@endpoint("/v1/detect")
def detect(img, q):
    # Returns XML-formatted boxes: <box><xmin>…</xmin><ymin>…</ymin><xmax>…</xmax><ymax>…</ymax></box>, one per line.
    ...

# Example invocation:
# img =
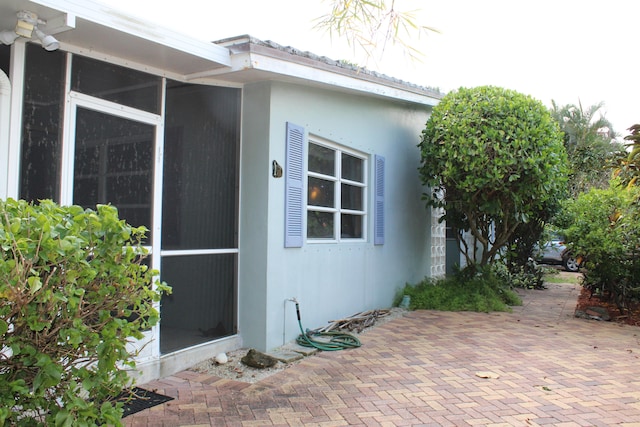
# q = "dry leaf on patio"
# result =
<box><xmin>475</xmin><ymin>371</ymin><xmax>500</xmax><ymax>379</ymax></box>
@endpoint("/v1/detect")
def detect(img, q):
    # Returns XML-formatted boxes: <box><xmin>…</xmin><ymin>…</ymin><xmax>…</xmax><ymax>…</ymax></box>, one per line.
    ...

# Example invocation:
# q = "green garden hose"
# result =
<box><xmin>293</xmin><ymin>301</ymin><xmax>361</xmax><ymax>351</ymax></box>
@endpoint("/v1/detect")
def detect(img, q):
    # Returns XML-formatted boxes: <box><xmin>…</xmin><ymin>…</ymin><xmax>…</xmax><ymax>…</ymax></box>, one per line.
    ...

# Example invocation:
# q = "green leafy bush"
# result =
<box><xmin>493</xmin><ymin>260</ymin><xmax>548</xmax><ymax>290</ymax></box>
<box><xmin>0</xmin><ymin>199</ymin><xmax>170</xmax><ymax>426</ymax></box>
<box><xmin>559</xmin><ymin>185</ymin><xmax>640</xmax><ymax>313</ymax></box>
<box><xmin>397</xmin><ymin>266</ymin><xmax>522</xmax><ymax>312</ymax></box>
<box><xmin>418</xmin><ymin>85</ymin><xmax>567</xmax><ymax>267</ymax></box>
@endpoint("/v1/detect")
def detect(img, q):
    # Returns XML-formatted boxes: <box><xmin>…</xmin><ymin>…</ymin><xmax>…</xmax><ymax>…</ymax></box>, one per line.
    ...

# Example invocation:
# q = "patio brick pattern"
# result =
<box><xmin>125</xmin><ymin>277</ymin><xmax>640</xmax><ymax>426</ymax></box>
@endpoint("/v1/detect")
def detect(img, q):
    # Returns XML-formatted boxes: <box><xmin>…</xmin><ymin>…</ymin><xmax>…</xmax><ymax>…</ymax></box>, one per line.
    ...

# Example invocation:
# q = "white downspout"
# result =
<box><xmin>0</xmin><ymin>69</ymin><xmax>10</xmax><ymax>200</ymax></box>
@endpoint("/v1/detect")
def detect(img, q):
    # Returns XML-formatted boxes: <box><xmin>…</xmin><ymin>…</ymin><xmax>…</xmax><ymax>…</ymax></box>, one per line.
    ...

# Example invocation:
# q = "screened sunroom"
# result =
<box><xmin>1</xmin><ymin>40</ymin><xmax>242</xmax><ymax>365</ymax></box>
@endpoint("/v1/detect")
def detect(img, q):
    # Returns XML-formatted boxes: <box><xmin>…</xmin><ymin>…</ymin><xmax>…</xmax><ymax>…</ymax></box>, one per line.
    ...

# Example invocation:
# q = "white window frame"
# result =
<box><xmin>306</xmin><ymin>136</ymin><xmax>368</xmax><ymax>243</ymax></box>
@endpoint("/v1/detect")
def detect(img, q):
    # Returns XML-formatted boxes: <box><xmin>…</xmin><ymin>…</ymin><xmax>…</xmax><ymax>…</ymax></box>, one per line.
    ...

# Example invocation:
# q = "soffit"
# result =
<box><xmin>0</xmin><ymin>0</ymin><xmax>230</xmax><ymax>76</ymax></box>
<box><xmin>199</xmin><ymin>36</ymin><xmax>442</xmax><ymax>107</ymax></box>
<box><xmin>0</xmin><ymin>1</ymin><xmax>441</xmax><ymax>105</ymax></box>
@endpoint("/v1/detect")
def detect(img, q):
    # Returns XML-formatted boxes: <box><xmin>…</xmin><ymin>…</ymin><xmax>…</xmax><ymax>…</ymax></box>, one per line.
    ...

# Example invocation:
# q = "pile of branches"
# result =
<box><xmin>314</xmin><ymin>309</ymin><xmax>390</xmax><ymax>334</ymax></box>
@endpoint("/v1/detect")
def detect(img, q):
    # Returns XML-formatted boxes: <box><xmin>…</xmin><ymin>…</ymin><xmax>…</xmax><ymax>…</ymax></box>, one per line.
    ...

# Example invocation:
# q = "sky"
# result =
<box><xmin>103</xmin><ymin>0</ymin><xmax>638</xmax><ymax>138</ymax></box>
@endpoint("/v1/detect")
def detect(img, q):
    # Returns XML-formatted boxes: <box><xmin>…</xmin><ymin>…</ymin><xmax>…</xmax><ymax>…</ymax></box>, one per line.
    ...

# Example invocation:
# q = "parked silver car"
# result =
<box><xmin>537</xmin><ymin>235</ymin><xmax>581</xmax><ymax>272</ymax></box>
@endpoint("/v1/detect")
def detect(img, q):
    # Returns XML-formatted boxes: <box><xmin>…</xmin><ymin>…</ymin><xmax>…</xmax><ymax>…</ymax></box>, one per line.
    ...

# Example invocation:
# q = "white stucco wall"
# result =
<box><xmin>239</xmin><ymin>81</ymin><xmax>439</xmax><ymax>351</ymax></box>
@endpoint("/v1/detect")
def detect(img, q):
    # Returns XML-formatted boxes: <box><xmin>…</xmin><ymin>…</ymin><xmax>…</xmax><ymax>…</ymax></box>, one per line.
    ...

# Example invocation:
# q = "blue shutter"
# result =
<box><xmin>285</xmin><ymin>122</ymin><xmax>305</xmax><ymax>248</ymax></box>
<box><xmin>374</xmin><ymin>154</ymin><xmax>385</xmax><ymax>245</ymax></box>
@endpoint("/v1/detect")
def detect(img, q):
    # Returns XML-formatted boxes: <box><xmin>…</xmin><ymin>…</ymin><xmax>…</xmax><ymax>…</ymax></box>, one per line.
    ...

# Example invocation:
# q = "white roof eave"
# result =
<box><xmin>191</xmin><ymin>36</ymin><xmax>442</xmax><ymax>107</ymax></box>
<box><xmin>198</xmin><ymin>50</ymin><xmax>440</xmax><ymax>107</ymax></box>
<box><xmin>27</xmin><ymin>0</ymin><xmax>231</xmax><ymax>75</ymax></box>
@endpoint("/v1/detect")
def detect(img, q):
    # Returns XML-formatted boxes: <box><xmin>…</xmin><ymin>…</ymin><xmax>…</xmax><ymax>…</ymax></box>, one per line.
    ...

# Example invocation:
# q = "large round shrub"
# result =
<box><xmin>419</xmin><ymin>85</ymin><xmax>567</xmax><ymax>266</ymax></box>
<box><xmin>0</xmin><ymin>199</ymin><xmax>169</xmax><ymax>426</ymax></box>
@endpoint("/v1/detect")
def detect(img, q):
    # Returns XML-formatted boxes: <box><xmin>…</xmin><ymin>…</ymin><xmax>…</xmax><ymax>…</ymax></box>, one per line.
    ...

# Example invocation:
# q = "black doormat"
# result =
<box><xmin>117</xmin><ymin>387</ymin><xmax>174</xmax><ymax>417</ymax></box>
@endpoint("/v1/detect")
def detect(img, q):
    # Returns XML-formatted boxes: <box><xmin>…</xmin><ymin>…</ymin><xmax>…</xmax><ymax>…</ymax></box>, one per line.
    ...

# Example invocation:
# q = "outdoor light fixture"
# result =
<box><xmin>15</xmin><ymin>11</ymin><xmax>36</xmax><ymax>38</ymax></box>
<box><xmin>0</xmin><ymin>10</ymin><xmax>60</xmax><ymax>51</ymax></box>
<box><xmin>34</xmin><ymin>28</ymin><xmax>59</xmax><ymax>51</ymax></box>
<box><xmin>0</xmin><ymin>30</ymin><xmax>19</xmax><ymax>45</ymax></box>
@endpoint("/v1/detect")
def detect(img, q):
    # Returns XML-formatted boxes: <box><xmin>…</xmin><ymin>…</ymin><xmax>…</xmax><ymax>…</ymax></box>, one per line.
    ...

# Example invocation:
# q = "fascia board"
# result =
<box><xmin>30</xmin><ymin>0</ymin><xmax>231</xmax><ymax>67</ymax></box>
<box><xmin>213</xmin><ymin>51</ymin><xmax>440</xmax><ymax>107</ymax></box>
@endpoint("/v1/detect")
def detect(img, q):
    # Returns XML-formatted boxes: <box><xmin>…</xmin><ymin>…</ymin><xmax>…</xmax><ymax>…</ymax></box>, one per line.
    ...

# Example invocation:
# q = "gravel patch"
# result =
<box><xmin>191</xmin><ymin>307</ymin><xmax>408</xmax><ymax>383</ymax></box>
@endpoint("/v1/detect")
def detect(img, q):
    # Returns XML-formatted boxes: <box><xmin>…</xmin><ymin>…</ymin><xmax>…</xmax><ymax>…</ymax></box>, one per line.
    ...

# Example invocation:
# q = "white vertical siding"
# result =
<box><xmin>0</xmin><ymin>70</ymin><xmax>10</xmax><ymax>199</ymax></box>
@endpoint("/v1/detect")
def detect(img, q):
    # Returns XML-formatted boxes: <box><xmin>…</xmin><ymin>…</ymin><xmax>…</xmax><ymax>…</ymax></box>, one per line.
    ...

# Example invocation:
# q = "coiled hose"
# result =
<box><xmin>293</xmin><ymin>301</ymin><xmax>361</xmax><ymax>351</ymax></box>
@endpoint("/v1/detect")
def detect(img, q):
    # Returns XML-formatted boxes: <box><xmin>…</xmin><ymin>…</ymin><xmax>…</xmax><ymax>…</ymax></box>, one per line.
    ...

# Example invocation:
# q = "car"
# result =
<box><xmin>537</xmin><ymin>235</ymin><xmax>581</xmax><ymax>272</ymax></box>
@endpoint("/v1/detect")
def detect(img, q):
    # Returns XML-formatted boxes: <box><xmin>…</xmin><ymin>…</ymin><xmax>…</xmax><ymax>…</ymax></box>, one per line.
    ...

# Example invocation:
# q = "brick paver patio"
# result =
<box><xmin>125</xmin><ymin>275</ymin><xmax>640</xmax><ymax>426</ymax></box>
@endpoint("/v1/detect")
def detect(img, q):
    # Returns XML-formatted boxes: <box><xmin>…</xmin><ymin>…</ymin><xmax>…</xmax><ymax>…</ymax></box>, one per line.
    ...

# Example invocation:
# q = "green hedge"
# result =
<box><xmin>560</xmin><ymin>184</ymin><xmax>640</xmax><ymax>313</ymax></box>
<box><xmin>0</xmin><ymin>199</ymin><xmax>170</xmax><ymax>426</ymax></box>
